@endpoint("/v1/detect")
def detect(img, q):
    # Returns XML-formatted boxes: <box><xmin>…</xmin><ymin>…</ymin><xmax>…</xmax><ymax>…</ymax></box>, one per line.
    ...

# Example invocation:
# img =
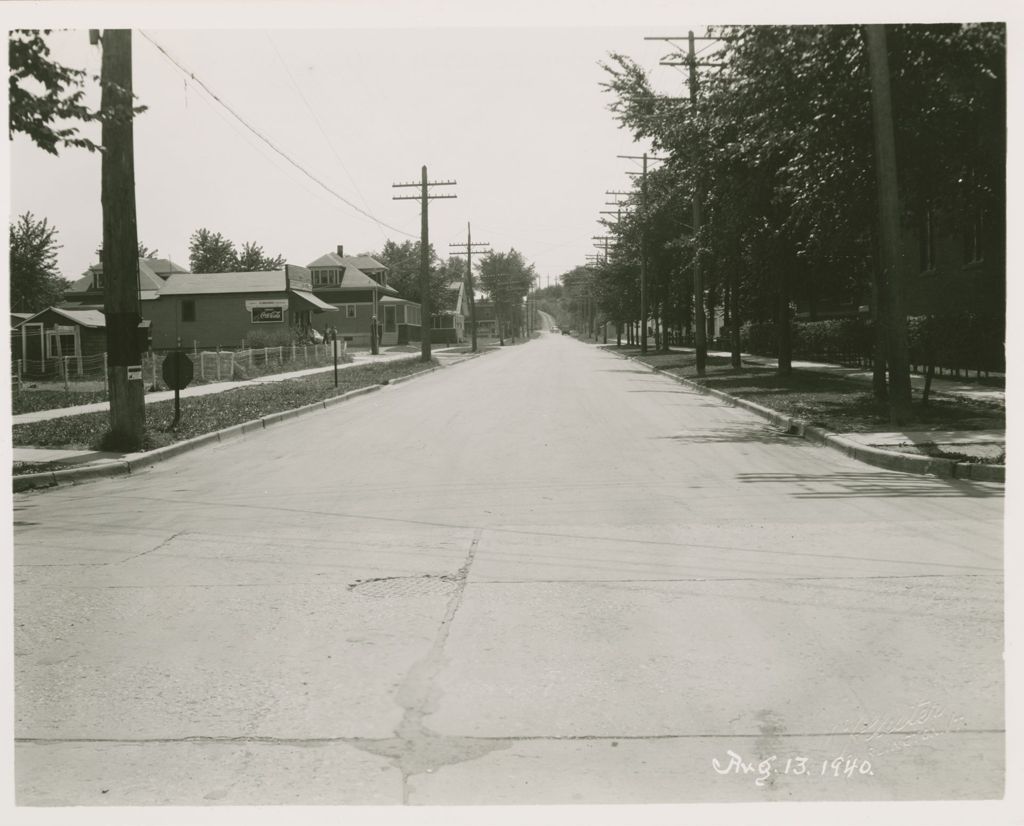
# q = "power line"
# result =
<box><xmin>138</xmin><ymin>31</ymin><xmax>415</xmax><ymax>239</ymax></box>
<box><xmin>264</xmin><ymin>33</ymin><xmax>386</xmax><ymax>243</ymax></box>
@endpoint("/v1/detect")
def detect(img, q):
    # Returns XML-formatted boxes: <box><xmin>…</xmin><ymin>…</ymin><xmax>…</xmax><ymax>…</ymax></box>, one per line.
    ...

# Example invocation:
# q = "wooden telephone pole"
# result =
<box><xmin>618</xmin><ymin>153</ymin><xmax>667</xmax><ymax>355</ymax></box>
<box><xmin>98</xmin><ymin>29</ymin><xmax>145</xmax><ymax>449</ymax></box>
<box><xmin>686</xmin><ymin>31</ymin><xmax>708</xmax><ymax>375</ymax></box>
<box><xmin>393</xmin><ymin>167</ymin><xmax>456</xmax><ymax>362</ymax></box>
<box><xmin>648</xmin><ymin>32</ymin><xmax>726</xmax><ymax>373</ymax></box>
<box><xmin>449</xmin><ymin>224</ymin><xmax>490</xmax><ymax>353</ymax></box>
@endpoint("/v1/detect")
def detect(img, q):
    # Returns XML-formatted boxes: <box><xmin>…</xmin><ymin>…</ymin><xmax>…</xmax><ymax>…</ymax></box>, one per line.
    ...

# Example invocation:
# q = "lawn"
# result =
<box><xmin>11</xmin><ymin>350</ymin><xmax>355</xmax><ymax>414</ymax></box>
<box><xmin>608</xmin><ymin>346</ymin><xmax>1005</xmax><ymax>435</ymax></box>
<box><xmin>12</xmin><ymin>357</ymin><xmax>437</xmax><ymax>454</ymax></box>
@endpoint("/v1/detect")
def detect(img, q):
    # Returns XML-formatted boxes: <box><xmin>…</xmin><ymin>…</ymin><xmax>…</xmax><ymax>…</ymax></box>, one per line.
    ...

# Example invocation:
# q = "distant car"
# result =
<box><xmin>562</xmin><ymin>329</ymin><xmax>570</xmax><ymax>335</ymax></box>
<box><xmin>551</xmin><ymin>327</ymin><xmax>559</xmax><ymax>333</ymax></box>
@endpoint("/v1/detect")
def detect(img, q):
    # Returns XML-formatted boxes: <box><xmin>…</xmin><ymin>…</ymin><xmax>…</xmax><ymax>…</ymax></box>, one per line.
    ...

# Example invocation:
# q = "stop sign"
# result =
<box><xmin>162</xmin><ymin>351</ymin><xmax>194</xmax><ymax>390</ymax></box>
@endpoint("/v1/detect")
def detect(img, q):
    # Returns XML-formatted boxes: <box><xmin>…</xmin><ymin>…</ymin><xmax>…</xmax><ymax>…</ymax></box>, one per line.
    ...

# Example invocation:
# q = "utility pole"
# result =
<box><xmin>687</xmin><ymin>31</ymin><xmax>708</xmax><ymax>375</ymax></box>
<box><xmin>592</xmin><ymin>235</ymin><xmax>614</xmax><ymax>264</ymax></box>
<box><xmin>647</xmin><ymin>33</ymin><xmax>723</xmax><ymax>371</ymax></box>
<box><xmin>393</xmin><ymin>167</ymin><xmax>456</xmax><ymax>362</ymax></box>
<box><xmin>618</xmin><ymin>153</ymin><xmax>666</xmax><ymax>355</ymax></box>
<box><xmin>449</xmin><ymin>224</ymin><xmax>489</xmax><ymax>353</ymax></box>
<box><xmin>98</xmin><ymin>29</ymin><xmax>145</xmax><ymax>449</ymax></box>
<box><xmin>865</xmin><ymin>24</ymin><xmax>912</xmax><ymax>424</ymax></box>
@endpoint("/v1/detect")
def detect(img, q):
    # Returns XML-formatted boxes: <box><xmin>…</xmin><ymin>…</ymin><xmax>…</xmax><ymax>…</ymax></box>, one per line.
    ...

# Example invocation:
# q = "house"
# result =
<box><xmin>471</xmin><ymin>299</ymin><xmax>499</xmax><ymax>339</ymax></box>
<box><xmin>63</xmin><ymin>256</ymin><xmax>190</xmax><ymax>310</ymax></box>
<box><xmin>429</xmin><ymin>279</ymin><xmax>469</xmax><ymax>344</ymax></box>
<box><xmin>143</xmin><ymin>264</ymin><xmax>337</xmax><ymax>350</ymax></box>
<box><xmin>13</xmin><ymin>306</ymin><xmax>150</xmax><ymax>376</ymax></box>
<box><xmin>307</xmin><ymin>246</ymin><xmax>422</xmax><ymax>347</ymax></box>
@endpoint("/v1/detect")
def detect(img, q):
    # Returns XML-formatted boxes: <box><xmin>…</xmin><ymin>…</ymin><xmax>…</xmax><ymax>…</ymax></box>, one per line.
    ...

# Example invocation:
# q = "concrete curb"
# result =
<box><xmin>12</xmin><ymin>356</ymin><xmax>467</xmax><ymax>493</ymax></box>
<box><xmin>12</xmin><ymin>384</ymin><xmax>393</xmax><ymax>493</ymax></box>
<box><xmin>612</xmin><ymin>350</ymin><xmax>1005</xmax><ymax>483</ymax></box>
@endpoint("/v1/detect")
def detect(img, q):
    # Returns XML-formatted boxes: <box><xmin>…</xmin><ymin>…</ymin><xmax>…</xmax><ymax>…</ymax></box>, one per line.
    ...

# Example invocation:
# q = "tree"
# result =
<box><xmin>478</xmin><ymin>248</ymin><xmax>536</xmax><ymax>341</ymax></box>
<box><xmin>9</xmin><ymin>29</ymin><xmax>144</xmax><ymax>155</ymax></box>
<box><xmin>188</xmin><ymin>228</ymin><xmax>238</xmax><ymax>273</ymax></box>
<box><xmin>373</xmin><ymin>239</ymin><xmax>448</xmax><ymax>309</ymax></box>
<box><xmin>9</xmin><ymin>212</ymin><xmax>69</xmax><ymax>311</ymax></box>
<box><xmin>601</xmin><ymin>24</ymin><xmax>1005</xmax><ymax>421</ymax></box>
<box><xmin>236</xmin><ymin>241</ymin><xmax>285</xmax><ymax>271</ymax></box>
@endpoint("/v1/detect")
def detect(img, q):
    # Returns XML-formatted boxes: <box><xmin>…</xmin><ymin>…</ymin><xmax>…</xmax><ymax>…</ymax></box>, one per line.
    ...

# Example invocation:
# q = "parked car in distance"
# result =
<box><xmin>562</xmin><ymin>329</ymin><xmax>571</xmax><ymax>335</ymax></box>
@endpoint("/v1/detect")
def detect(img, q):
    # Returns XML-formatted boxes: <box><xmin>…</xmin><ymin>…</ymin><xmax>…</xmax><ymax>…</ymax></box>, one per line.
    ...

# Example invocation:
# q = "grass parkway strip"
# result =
<box><xmin>12</xmin><ymin>357</ymin><xmax>437</xmax><ymax>461</ymax></box>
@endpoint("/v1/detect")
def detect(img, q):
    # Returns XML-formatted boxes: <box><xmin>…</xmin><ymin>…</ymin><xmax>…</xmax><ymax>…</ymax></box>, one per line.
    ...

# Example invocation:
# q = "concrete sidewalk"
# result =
<box><xmin>11</xmin><ymin>347</ymin><xmax>476</xmax><ymax>481</ymax></box>
<box><xmin>607</xmin><ymin>345</ymin><xmax>1005</xmax><ymax>481</ymax></box>
<box><xmin>11</xmin><ymin>348</ymin><xmax>435</xmax><ymax>426</ymax></box>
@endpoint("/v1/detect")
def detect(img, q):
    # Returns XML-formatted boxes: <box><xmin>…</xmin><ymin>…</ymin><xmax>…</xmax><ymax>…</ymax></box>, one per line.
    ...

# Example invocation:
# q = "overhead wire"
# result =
<box><xmin>138</xmin><ymin>30</ymin><xmax>415</xmax><ymax>239</ymax></box>
<box><xmin>263</xmin><ymin>32</ymin><xmax>387</xmax><ymax>245</ymax></box>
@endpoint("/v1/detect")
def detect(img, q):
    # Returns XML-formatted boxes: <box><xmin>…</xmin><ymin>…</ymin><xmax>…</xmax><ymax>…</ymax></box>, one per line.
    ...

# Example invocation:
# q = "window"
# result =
<box><xmin>345</xmin><ymin>305</ymin><xmax>356</xmax><ymax>318</ymax></box>
<box><xmin>181</xmin><ymin>300</ymin><xmax>196</xmax><ymax>322</ymax></box>
<box><xmin>313</xmin><ymin>269</ymin><xmax>342</xmax><ymax>286</ymax></box>
<box><xmin>46</xmin><ymin>330</ymin><xmax>77</xmax><ymax>358</ymax></box>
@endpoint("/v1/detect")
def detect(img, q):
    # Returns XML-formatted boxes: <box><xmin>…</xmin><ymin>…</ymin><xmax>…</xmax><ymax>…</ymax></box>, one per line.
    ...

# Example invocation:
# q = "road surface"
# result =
<box><xmin>13</xmin><ymin>333</ymin><xmax>1004</xmax><ymax>807</ymax></box>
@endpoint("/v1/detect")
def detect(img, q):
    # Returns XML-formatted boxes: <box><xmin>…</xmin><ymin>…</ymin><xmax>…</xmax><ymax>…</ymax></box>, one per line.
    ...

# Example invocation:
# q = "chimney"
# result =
<box><xmin>336</xmin><ymin>245</ymin><xmax>344</xmax><ymax>257</ymax></box>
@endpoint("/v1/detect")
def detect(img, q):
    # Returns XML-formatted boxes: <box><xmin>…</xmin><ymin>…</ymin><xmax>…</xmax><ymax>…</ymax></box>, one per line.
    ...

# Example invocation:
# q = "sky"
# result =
<box><xmin>8</xmin><ymin>0</ymin><xmax>1016</xmax><ymax>293</ymax></box>
<box><xmin>6</xmin><ymin>10</ymin><xmax>705</xmax><ymax>287</ymax></box>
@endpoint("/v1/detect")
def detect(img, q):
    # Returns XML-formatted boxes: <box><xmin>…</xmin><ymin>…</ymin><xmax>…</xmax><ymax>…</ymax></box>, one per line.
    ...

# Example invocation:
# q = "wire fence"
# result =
<box><xmin>11</xmin><ymin>341</ymin><xmax>347</xmax><ymax>394</ymax></box>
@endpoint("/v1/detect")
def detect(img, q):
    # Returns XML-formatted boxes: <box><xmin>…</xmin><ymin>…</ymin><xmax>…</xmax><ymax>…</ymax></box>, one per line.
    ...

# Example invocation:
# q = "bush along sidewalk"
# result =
<box><xmin>13</xmin><ymin>357</ymin><xmax>436</xmax><ymax>459</ymax></box>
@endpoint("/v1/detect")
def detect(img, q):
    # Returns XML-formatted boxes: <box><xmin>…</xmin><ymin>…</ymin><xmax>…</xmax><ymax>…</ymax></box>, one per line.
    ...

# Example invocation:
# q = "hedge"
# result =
<box><xmin>740</xmin><ymin>314</ymin><xmax>1004</xmax><ymax>374</ymax></box>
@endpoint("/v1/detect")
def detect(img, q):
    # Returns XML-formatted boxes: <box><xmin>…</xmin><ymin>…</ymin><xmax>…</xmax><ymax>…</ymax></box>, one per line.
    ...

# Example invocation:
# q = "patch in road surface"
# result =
<box><xmin>348</xmin><ymin>575</ymin><xmax>459</xmax><ymax>599</ymax></box>
<box><xmin>349</xmin><ymin>530</ymin><xmax>512</xmax><ymax>801</ymax></box>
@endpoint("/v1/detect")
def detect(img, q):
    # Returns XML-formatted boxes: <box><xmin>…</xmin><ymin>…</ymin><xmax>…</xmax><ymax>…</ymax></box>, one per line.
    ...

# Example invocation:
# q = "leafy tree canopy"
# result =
<box><xmin>9</xmin><ymin>29</ymin><xmax>145</xmax><ymax>155</ymax></box>
<box><xmin>478</xmin><ymin>248</ymin><xmax>536</xmax><ymax>311</ymax></box>
<box><xmin>187</xmin><ymin>229</ymin><xmax>285</xmax><ymax>273</ymax></box>
<box><xmin>372</xmin><ymin>239</ymin><xmax>450</xmax><ymax>309</ymax></box>
<box><xmin>10</xmin><ymin>211</ymin><xmax>70</xmax><ymax>312</ymax></box>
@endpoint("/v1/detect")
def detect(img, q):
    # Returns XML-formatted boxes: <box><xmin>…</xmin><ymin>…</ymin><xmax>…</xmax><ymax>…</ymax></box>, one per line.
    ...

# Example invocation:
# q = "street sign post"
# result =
<box><xmin>161</xmin><ymin>350</ymin><xmax>194</xmax><ymax>429</ymax></box>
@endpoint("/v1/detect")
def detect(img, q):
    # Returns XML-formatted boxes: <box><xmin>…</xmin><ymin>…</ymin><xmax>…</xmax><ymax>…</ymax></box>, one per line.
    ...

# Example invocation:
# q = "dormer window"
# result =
<box><xmin>92</xmin><ymin>271</ymin><xmax>104</xmax><ymax>290</ymax></box>
<box><xmin>312</xmin><ymin>268</ymin><xmax>342</xmax><ymax>287</ymax></box>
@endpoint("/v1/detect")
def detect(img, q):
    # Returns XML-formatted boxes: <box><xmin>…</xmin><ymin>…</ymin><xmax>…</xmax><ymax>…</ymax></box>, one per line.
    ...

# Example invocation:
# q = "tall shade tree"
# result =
<box><xmin>236</xmin><ymin>241</ymin><xmax>285</xmax><ymax>271</ymax></box>
<box><xmin>188</xmin><ymin>228</ymin><xmax>238</xmax><ymax>273</ymax></box>
<box><xmin>9</xmin><ymin>212</ymin><xmax>69</xmax><ymax>311</ymax></box>
<box><xmin>478</xmin><ymin>248</ymin><xmax>536</xmax><ymax>340</ymax></box>
<box><xmin>601</xmin><ymin>23</ymin><xmax>1005</xmax><ymax>418</ymax></box>
<box><xmin>9</xmin><ymin>29</ymin><xmax>144</xmax><ymax>155</ymax></box>
<box><xmin>373</xmin><ymin>239</ymin><xmax>448</xmax><ymax>309</ymax></box>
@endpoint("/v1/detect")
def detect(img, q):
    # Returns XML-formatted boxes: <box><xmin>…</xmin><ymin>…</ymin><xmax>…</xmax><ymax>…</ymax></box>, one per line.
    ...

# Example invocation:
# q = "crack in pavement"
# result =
<box><xmin>348</xmin><ymin>528</ymin><xmax>511</xmax><ymax>801</ymax></box>
<box><xmin>16</xmin><ymin>728</ymin><xmax>1004</xmax><ymax>746</ymax></box>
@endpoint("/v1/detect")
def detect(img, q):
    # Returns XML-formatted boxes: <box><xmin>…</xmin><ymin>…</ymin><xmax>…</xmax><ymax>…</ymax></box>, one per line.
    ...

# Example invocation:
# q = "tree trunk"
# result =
<box><xmin>776</xmin><ymin>267</ymin><xmax>792</xmax><ymax>376</ymax></box>
<box><xmin>729</xmin><ymin>266</ymin><xmax>742</xmax><ymax>369</ymax></box>
<box><xmin>866</xmin><ymin>24</ymin><xmax>912</xmax><ymax>424</ymax></box>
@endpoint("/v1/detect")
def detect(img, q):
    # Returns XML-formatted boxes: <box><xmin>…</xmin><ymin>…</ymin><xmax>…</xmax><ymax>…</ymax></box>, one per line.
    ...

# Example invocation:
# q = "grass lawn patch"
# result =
<box><xmin>13</xmin><ymin>357</ymin><xmax>436</xmax><ymax>455</ymax></box>
<box><xmin>606</xmin><ymin>345</ymin><xmax>1004</xmax><ymax>436</ymax></box>
<box><xmin>11</xmin><ymin>389</ymin><xmax>109</xmax><ymax>415</ymax></box>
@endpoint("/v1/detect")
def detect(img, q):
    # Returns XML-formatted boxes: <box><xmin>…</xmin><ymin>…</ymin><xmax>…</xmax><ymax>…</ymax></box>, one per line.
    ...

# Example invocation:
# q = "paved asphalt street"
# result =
<box><xmin>12</xmin><ymin>332</ymin><xmax>1005</xmax><ymax>808</ymax></box>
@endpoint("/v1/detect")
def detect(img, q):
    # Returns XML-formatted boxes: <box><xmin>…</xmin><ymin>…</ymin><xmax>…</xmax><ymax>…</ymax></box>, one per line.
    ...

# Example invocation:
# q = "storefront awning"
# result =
<box><xmin>289</xmin><ymin>289</ymin><xmax>339</xmax><ymax>312</ymax></box>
